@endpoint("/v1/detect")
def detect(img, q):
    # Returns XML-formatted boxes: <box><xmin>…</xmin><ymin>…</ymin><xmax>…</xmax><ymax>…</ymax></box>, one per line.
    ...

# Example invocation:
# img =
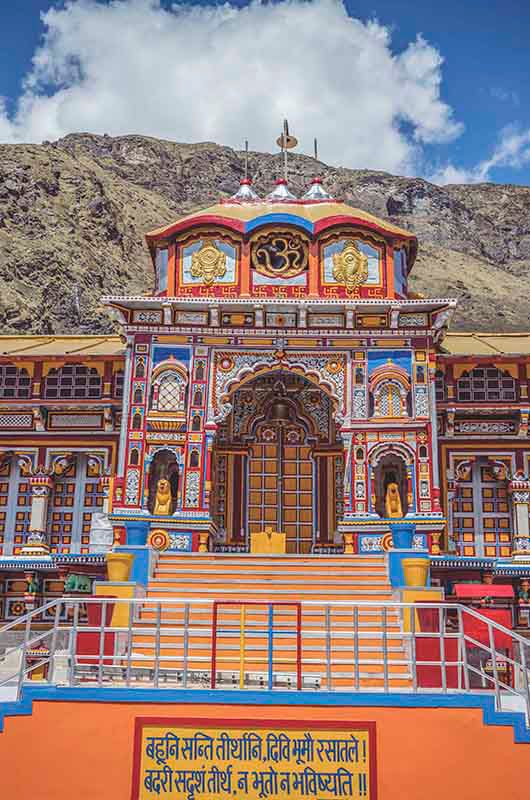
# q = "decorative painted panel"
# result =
<box><xmin>180</xmin><ymin>239</ymin><xmax>237</xmax><ymax>286</ymax></box>
<box><xmin>322</xmin><ymin>239</ymin><xmax>382</xmax><ymax>288</ymax></box>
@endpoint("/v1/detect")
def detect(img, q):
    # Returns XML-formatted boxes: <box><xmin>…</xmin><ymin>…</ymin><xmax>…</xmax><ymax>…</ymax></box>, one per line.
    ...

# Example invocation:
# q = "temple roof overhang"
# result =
<box><xmin>439</xmin><ymin>332</ymin><xmax>530</xmax><ymax>357</ymax></box>
<box><xmin>145</xmin><ymin>201</ymin><xmax>418</xmax><ymax>268</ymax></box>
<box><xmin>0</xmin><ymin>335</ymin><xmax>124</xmax><ymax>358</ymax></box>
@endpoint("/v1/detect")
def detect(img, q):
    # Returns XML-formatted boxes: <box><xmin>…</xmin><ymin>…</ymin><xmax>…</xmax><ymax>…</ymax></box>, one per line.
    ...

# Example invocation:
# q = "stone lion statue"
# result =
<box><xmin>153</xmin><ymin>478</ymin><xmax>172</xmax><ymax>516</ymax></box>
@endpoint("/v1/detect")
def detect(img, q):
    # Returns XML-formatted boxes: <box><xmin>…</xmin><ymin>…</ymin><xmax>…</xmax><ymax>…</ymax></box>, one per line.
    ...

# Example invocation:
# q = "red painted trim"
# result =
<box><xmin>131</xmin><ymin>715</ymin><xmax>377</xmax><ymax>800</ymax></box>
<box><xmin>146</xmin><ymin>215</ymin><xmax>246</xmax><ymax>241</ymax></box>
<box><xmin>146</xmin><ymin>211</ymin><xmax>416</xmax><ymax>251</ymax></box>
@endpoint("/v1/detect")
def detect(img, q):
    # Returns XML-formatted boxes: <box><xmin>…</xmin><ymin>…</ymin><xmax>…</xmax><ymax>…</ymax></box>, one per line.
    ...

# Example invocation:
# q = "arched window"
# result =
<box><xmin>189</xmin><ymin>449</ymin><xmax>200</xmax><ymax>468</ymax></box>
<box><xmin>130</xmin><ymin>448</ymin><xmax>140</xmax><ymax>466</ymax></box>
<box><xmin>132</xmin><ymin>412</ymin><xmax>142</xmax><ymax>430</ymax></box>
<box><xmin>0</xmin><ymin>364</ymin><xmax>31</xmax><ymax>399</ymax></box>
<box><xmin>435</xmin><ymin>370</ymin><xmax>446</xmax><ymax>402</ymax></box>
<box><xmin>133</xmin><ymin>387</ymin><xmax>143</xmax><ymax>404</ymax></box>
<box><xmin>373</xmin><ymin>381</ymin><xmax>407</xmax><ymax>418</ymax></box>
<box><xmin>44</xmin><ymin>364</ymin><xmax>102</xmax><ymax>399</ymax></box>
<box><xmin>193</xmin><ymin>387</ymin><xmax>203</xmax><ymax>406</ymax></box>
<box><xmin>192</xmin><ymin>414</ymin><xmax>201</xmax><ymax>432</ymax></box>
<box><xmin>152</xmin><ymin>372</ymin><xmax>186</xmax><ymax>412</ymax></box>
<box><xmin>457</xmin><ymin>367</ymin><xmax>517</xmax><ymax>403</ymax></box>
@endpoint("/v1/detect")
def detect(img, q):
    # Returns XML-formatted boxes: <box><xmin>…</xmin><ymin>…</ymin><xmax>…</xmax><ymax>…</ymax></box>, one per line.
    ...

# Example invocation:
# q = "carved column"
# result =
<box><xmin>508</xmin><ymin>477</ymin><xmax>530</xmax><ymax>559</ymax></box>
<box><xmin>20</xmin><ymin>468</ymin><xmax>54</xmax><ymax>556</ymax></box>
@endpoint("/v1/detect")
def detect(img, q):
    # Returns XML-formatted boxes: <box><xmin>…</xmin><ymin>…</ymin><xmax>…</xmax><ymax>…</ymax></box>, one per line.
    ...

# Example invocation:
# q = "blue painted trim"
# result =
<box><xmin>1</xmin><ymin>685</ymin><xmax>529</xmax><ymax>743</ymax></box>
<box><xmin>244</xmin><ymin>214</ymin><xmax>314</xmax><ymax>233</ymax></box>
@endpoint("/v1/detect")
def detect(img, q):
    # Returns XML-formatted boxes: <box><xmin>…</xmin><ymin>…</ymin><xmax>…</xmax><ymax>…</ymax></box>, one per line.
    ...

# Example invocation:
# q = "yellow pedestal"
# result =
<box><xmin>400</xmin><ymin>587</ymin><xmax>444</xmax><ymax>632</ymax></box>
<box><xmin>105</xmin><ymin>552</ymin><xmax>134</xmax><ymax>582</ymax></box>
<box><xmin>402</xmin><ymin>557</ymin><xmax>430</xmax><ymax>588</ymax></box>
<box><xmin>95</xmin><ymin>582</ymin><xmax>136</xmax><ymax>628</ymax></box>
<box><xmin>250</xmin><ymin>529</ymin><xmax>287</xmax><ymax>554</ymax></box>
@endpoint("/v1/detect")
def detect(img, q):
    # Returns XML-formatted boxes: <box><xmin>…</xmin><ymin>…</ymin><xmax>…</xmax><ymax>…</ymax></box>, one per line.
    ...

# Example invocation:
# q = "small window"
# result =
<box><xmin>44</xmin><ymin>365</ymin><xmax>102</xmax><ymax>400</ymax></box>
<box><xmin>456</xmin><ymin>367</ymin><xmax>517</xmax><ymax>403</ymax></box>
<box><xmin>0</xmin><ymin>364</ymin><xmax>31</xmax><ymax>399</ymax></box>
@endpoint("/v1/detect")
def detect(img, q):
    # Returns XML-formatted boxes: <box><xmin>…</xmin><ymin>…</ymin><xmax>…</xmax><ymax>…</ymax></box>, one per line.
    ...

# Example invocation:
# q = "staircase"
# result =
<box><xmin>129</xmin><ymin>553</ymin><xmax>412</xmax><ymax>690</ymax></box>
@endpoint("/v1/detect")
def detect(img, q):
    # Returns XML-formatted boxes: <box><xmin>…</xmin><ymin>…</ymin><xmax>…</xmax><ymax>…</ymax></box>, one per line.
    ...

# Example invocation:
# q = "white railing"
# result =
<box><xmin>0</xmin><ymin>597</ymin><xmax>528</xmax><ymax>723</ymax></box>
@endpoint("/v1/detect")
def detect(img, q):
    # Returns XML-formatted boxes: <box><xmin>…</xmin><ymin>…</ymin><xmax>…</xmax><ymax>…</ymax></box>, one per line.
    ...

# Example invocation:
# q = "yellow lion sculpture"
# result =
<box><xmin>153</xmin><ymin>478</ymin><xmax>172</xmax><ymax>516</ymax></box>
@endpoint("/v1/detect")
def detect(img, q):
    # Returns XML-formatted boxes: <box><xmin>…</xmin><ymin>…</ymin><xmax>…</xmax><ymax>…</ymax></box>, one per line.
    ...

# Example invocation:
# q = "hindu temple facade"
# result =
<box><xmin>1</xmin><ymin>177</ymin><xmax>530</xmax><ymax>614</ymax></box>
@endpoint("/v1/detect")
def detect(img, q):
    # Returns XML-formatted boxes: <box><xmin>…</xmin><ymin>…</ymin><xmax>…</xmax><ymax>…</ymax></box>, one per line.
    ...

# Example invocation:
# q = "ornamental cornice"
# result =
<box><xmin>103</xmin><ymin>294</ymin><xmax>457</xmax><ymax>309</ymax></box>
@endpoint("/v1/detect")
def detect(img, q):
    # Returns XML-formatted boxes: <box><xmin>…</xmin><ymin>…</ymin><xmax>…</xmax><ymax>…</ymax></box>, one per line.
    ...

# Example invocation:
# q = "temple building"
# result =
<box><xmin>0</xmin><ymin>174</ymin><xmax>530</xmax><ymax>616</ymax></box>
<box><xmin>3</xmin><ymin>164</ymin><xmax>530</xmax><ymax>800</ymax></box>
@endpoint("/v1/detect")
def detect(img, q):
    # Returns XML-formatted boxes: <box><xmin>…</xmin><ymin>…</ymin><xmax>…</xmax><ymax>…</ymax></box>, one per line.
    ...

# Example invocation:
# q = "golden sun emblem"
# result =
<box><xmin>332</xmin><ymin>240</ymin><xmax>368</xmax><ymax>293</ymax></box>
<box><xmin>190</xmin><ymin>239</ymin><xmax>227</xmax><ymax>286</ymax></box>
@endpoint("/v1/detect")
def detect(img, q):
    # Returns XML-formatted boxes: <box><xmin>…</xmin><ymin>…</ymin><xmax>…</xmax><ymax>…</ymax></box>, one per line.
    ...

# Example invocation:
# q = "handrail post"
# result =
<box><xmin>97</xmin><ymin>599</ymin><xmax>107</xmax><ymax>687</ymax></box>
<box><xmin>46</xmin><ymin>600</ymin><xmax>62</xmax><ymax>685</ymax></box>
<box><xmin>458</xmin><ymin>606</ymin><xmax>470</xmax><ymax>691</ymax></box>
<box><xmin>125</xmin><ymin>599</ymin><xmax>134</xmax><ymax>688</ymax></box>
<box><xmin>519</xmin><ymin>639</ymin><xmax>530</xmax><ymax>723</ymax></box>
<box><xmin>68</xmin><ymin>602</ymin><xmax>80</xmax><ymax>688</ymax></box>
<box><xmin>211</xmin><ymin>602</ymin><xmax>218</xmax><ymax>690</ymax></box>
<box><xmin>325</xmin><ymin>605</ymin><xmax>332</xmax><ymax>691</ymax></box>
<box><xmin>439</xmin><ymin>606</ymin><xmax>447</xmax><ymax>693</ymax></box>
<box><xmin>182</xmin><ymin>603</ymin><xmax>190</xmax><ymax>689</ymax></box>
<box><xmin>410</xmin><ymin>602</ymin><xmax>417</xmax><ymax>693</ymax></box>
<box><xmin>267</xmin><ymin>604</ymin><xmax>274</xmax><ymax>691</ymax></box>
<box><xmin>382</xmin><ymin>606</ymin><xmax>389</xmax><ymax>692</ymax></box>
<box><xmin>153</xmin><ymin>602</ymin><xmax>162</xmax><ymax>689</ymax></box>
<box><xmin>16</xmin><ymin>611</ymin><xmax>33</xmax><ymax>699</ymax></box>
<box><xmin>353</xmin><ymin>606</ymin><xmax>360</xmax><ymax>691</ymax></box>
<box><xmin>239</xmin><ymin>604</ymin><xmax>246</xmax><ymax>690</ymax></box>
<box><xmin>488</xmin><ymin>620</ymin><xmax>501</xmax><ymax>710</ymax></box>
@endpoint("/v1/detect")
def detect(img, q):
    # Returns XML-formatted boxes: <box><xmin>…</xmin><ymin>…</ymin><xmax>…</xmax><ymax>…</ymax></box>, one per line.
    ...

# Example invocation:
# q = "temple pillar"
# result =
<box><xmin>20</xmin><ymin>469</ymin><xmax>54</xmax><ymax>556</ymax></box>
<box><xmin>508</xmin><ymin>476</ymin><xmax>530</xmax><ymax>559</ymax></box>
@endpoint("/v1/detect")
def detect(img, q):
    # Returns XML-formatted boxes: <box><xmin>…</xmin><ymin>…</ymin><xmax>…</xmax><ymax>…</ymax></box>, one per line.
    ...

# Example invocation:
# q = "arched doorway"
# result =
<box><xmin>211</xmin><ymin>371</ymin><xmax>343</xmax><ymax>553</ymax></box>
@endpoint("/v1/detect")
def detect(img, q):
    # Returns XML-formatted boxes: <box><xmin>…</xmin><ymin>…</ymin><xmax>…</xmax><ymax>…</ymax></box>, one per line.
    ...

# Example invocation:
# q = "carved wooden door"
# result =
<box><xmin>247</xmin><ymin>422</ymin><xmax>314</xmax><ymax>553</ymax></box>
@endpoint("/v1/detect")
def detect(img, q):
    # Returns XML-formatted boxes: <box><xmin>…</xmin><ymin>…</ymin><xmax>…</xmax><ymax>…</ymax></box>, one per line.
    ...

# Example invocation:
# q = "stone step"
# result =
<box><xmin>150</xmin><ymin>577</ymin><xmax>390</xmax><ymax>587</ymax></box>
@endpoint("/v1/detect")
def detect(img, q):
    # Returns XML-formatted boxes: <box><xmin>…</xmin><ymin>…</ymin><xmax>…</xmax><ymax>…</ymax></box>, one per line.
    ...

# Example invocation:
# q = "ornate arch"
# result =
<box><xmin>368</xmin><ymin>441</ymin><xmax>415</xmax><ymax>467</ymax></box>
<box><xmin>211</xmin><ymin>351</ymin><xmax>346</xmax><ymax>423</ymax></box>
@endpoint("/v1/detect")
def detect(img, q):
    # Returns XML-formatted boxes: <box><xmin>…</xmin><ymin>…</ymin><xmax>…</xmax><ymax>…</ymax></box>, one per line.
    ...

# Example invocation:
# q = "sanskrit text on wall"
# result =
<box><xmin>131</xmin><ymin>719</ymin><xmax>376</xmax><ymax>800</ymax></box>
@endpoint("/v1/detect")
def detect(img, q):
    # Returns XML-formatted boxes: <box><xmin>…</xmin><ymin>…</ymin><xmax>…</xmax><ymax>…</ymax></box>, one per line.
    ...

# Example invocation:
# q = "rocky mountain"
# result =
<box><xmin>1</xmin><ymin>132</ymin><xmax>529</xmax><ymax>334</ymax></box>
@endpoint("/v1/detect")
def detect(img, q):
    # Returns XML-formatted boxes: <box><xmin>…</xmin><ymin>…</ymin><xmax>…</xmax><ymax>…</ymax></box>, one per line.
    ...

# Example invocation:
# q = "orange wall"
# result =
<box><xmin>0</xmin><ymin>700</ymin><xmax>528</xmax><ymax>799</ymax></box>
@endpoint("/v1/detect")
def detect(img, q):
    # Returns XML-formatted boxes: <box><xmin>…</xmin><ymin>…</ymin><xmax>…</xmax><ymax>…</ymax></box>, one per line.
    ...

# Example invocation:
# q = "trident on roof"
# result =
<box><xmin>276</xmin><ymin>119</ymin><xmax>298</xmax><ymax>182</ymax></box>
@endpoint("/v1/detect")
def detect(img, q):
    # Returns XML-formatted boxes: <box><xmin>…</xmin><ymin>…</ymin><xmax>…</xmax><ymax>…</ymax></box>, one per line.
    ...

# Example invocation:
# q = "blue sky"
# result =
<box><xmin>1</xmin><ymin>0</ymin><xmax>529</xmax><ymax>185</ymax></box>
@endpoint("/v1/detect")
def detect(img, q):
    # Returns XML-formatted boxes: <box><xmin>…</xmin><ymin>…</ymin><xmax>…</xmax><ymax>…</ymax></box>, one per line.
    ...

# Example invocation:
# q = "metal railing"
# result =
<box><xmin>0</xmin><ymin>597</ymin><xmax>529</xmax><ymax>724</ymax></box>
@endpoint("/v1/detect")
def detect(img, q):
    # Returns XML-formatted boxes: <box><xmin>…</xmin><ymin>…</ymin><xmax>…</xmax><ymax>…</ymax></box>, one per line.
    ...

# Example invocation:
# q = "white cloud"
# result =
<box><xmin>431</xmin><ymin>126</ymin><xmax>530</xmax><ymax>185</ymax></box>
<box><xmin>0</xmin><ymin>0</ymin><xmax>463</xmax><ymax>173</ymax></box>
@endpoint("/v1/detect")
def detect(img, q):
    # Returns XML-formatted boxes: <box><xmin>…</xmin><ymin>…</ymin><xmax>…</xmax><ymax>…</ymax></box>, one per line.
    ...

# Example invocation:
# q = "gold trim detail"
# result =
<box><xmin>332</xmin><ymin>240</ymin><xmax>368</xmax><ymax>293</ymax></box>
<box><xmin>190</xmin><ymin>239</ymin><xmax>227</xmax><ymax>286</ymax></box>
